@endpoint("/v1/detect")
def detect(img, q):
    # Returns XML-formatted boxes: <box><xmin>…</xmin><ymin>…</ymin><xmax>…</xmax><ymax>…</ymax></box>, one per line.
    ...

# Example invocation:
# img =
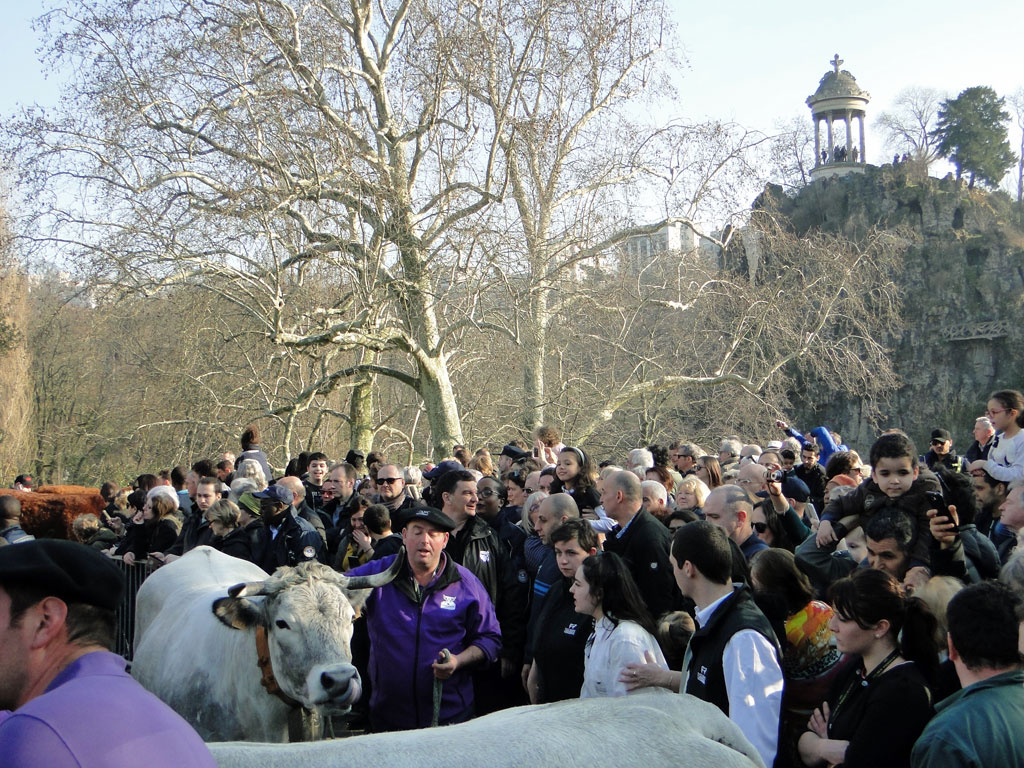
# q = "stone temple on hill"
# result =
<box><xmin>808</xmin><ymin>54</ymin><xmax>870</xmax><ymax>181</ymax></box>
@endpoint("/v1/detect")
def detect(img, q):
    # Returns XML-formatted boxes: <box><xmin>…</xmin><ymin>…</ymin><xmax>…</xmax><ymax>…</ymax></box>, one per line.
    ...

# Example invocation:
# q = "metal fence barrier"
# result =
<box><xmin>113</xmin><ymin>557</ymin><xmax>157</xmax><ymax>660</ymax></box>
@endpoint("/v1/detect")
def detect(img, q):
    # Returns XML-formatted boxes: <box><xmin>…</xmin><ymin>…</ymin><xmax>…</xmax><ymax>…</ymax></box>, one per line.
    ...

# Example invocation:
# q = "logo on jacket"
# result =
<box><xmin>302</xmin><ymin>546</ymin><xmax>316</xmax><ymax>559</ymax></box>
<box><xmin>697</xmin><ymin>665</ymin><xmax>708</xmax><ymax>684</ymax></box>
<box><xmin>564</xmin><ymin>623</ymin><xmax>577</xmax><ymax>636</ymax></box>
<box><xmin>650</xmin><ymin>562</ymin><xmax>658</xmax><ymax>569</ymax></box>
<box><xmin>479</xmin><ymin>550</ymin><xmax>491</xmax><ymax>563</ymax></box>
<box><xmin>440</xmin><ymin>595</ymin><xmax>457</xmax><ymax>610</ymax></box>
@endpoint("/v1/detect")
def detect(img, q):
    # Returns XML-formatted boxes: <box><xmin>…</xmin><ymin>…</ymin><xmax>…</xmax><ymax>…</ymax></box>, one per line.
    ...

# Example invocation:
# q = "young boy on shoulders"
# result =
<box><xmin>815</xmin><ymin>432</ymin><xmax>940</xmax><ymax>573</ymax></box>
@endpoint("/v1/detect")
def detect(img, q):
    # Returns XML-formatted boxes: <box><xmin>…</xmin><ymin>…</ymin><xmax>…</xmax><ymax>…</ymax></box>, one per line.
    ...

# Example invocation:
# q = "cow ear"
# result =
<box><xmin>344</xmin><ymin>588</ymin><xmax>371</xmax><ymax>616</ymax></box>
<box><xmin>212</xmin><ymin>596</ymin><xmax>262</xmax><ymax>630</ymax></box>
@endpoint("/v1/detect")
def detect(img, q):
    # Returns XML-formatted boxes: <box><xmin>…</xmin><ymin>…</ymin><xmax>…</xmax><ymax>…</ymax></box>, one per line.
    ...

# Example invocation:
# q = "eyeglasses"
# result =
<box><xmin>987</xmin><ymin>408</ymin><xmax>1008</xmax><ymax>417</ymax></box>
<box><xmin>377</xmin><ymin>477</ymin><xmax>401</xmax><ymax>485</ymax></box>
<box><xmin>753</xmin><ymin>522</ymin><xmax>768</xmax><ymax>533</ymax></box>
<box><xmin>736</xmin><ymin>479</ymin><xmax>756</xmax><ymax>485</ymax></box>
<box><xmin>479</xmin><ymin>489</ymin><xmax>499</xmax><ymax>498</ymax></box>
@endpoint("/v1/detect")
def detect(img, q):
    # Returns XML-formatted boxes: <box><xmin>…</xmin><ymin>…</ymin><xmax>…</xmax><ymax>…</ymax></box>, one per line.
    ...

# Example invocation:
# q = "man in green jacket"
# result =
<box><xmin>912</xmin><ymin>580</ymin><xmax>1024</xmax><ymax>768</ymax></box>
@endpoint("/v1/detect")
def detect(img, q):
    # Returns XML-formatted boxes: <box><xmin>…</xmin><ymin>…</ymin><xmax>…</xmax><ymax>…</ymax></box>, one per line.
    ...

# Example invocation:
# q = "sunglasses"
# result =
<box><xmin>930</xmin><ymin>439</ymin><xmax>947</xmax><ymax>446</ymax></box>
<box><xmin>753</xmin><ymin>521</ymin><xmax>769</xmax><ymax>534</ymax></box>
<box><xmin>377</xmin><ymin>477</ymin><xmax>401</xmax><ymax>485</ymax></box>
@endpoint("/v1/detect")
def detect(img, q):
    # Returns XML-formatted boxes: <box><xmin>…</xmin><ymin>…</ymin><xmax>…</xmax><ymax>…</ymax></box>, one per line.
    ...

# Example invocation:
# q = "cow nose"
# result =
<box><xmin>321</xmin><ymin>671</ymin><xmax>338</xmax><ymax>690</ymax></box>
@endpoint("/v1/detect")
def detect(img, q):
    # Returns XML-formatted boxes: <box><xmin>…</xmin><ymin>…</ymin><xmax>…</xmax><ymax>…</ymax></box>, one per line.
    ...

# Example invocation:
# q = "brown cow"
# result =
<box><xmin>0</xmin><ymin>486</ymin><xmax>105</xmax><ymax>539</ymax></box>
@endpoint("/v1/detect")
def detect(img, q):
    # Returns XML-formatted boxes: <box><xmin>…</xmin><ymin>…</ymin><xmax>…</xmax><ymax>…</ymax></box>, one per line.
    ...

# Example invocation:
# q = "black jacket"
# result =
<box><xmin>603</xmin><ymin>508</ymin><xmax>677</xmax><ymax>619</ymax></box>
<box><xmin>211</xmin><ymin>525</ymin><xmax>254</xmax><ymax>562</ymax></box>
<box><xmin>446</xmin><ymin>515</ymin><xmax>528</xmax><ymax>662</ymax></box>
<box><xmin>166</xmin><ymin>510</ymin><xmax>213</xmax><ymax>556</ymax></box>
<box><xmin>258</xmin><ymin>512</ymin><xmax>326</xmax><ymax>574</ymax></box>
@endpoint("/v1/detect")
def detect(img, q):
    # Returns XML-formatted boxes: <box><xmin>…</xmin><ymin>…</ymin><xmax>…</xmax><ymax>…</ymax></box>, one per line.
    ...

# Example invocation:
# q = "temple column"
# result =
<box><xmin>858</xmin><ymin>113</ymin><xmax>866</xmax><ymax>162</ymax></box>
<box><xmin>826</xmin><ymin>115</ymin><xmax>834</xmax><ymax>162</ymax></box>
<box><xmin>813</xmin><ymin>115</ymin><xmax>821</xmax><ymax>166</ymax></box>
<box><xmin>845</xmin><ymin>110</ymin><xmax>853</xmax><ymax>160</ymax></box>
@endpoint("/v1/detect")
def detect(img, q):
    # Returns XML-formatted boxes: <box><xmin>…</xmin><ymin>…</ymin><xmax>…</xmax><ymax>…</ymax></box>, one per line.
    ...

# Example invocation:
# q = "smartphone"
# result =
<box><xmin>926</xmin><ymin>490</ymin><xmax>958</xmax><ymax>532</ymax></box>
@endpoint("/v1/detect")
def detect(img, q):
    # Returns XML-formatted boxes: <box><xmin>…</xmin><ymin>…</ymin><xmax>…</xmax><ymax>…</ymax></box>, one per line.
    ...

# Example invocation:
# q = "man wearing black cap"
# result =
<box><xmin>253</xmin><ymin>484</ymin><xmax>325</xmax><ymax>572</ymax></box>
<box><xmin>0</xmin><ymin>540</ymin><xmax>215</xmax><ymax>767</ymax></box>
<box><xmin>344</xmin><ymin>506</ymin><xmax>501</xmax><ymax>731</ymax></box>
<box><xmin>497</xmin><ymin>444</ymin><xmax>530</xmax><ymax>473</ymax></box>
<box><xmin>922</xmin><ymin>428</ymin><xmax>968</xmax><ymax>474</ymax></box>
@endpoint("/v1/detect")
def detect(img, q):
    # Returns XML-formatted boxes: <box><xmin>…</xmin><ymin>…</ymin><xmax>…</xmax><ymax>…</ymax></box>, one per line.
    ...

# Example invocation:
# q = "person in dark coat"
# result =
<box><xmin>233</xmin><ymin>424</ymin><xmax>273</xmax><ymax>484</ymax></box>
<box><xmin>964</xmin><ymin>416</ymin><xmax>996</xmax><ymax>463</ymax></box>
<box><xmin>122</xmin><ymin>489</ymin><xmax>181</xmax><ymax>566</ymax></box>
<box><xmin>253</xmin><ymin>485</ymin><xmax>325</xmax><ymax>572</ymax></box>
<box><xmin>206</xmin><ymin>499</ymin><xmax>253</xmax><ymax>562</ymax></box>
<box><xmin>600</xmin><ymin>470</ymin><xmax>677</xmax><ymax>619</ymax></box>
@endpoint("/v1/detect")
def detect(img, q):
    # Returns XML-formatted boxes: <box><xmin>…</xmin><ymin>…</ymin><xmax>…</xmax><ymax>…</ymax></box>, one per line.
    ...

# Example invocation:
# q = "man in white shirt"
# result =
<box><xmin>620</xmin><ymin>519</ymin><xmax>782</xmax><ymax>767</ymax></box>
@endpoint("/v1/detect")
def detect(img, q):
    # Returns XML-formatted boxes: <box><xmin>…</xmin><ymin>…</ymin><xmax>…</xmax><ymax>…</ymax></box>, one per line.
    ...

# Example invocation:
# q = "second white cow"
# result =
<box><xmin>208</xmin><ymin>692</ymin><xmax>764</xmax><ymax>768</ymax></box>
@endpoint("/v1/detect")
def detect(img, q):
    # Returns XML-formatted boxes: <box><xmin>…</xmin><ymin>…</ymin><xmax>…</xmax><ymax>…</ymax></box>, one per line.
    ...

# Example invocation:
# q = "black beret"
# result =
<box><xmin>0</xmin><ymin>539</ymin><xmax>125</xmax><ymax>611</ymax></box>
<box><xmin>394</xmin><ymin>506</ymin><xmax>456</xmax><ymax>533</ymax></box>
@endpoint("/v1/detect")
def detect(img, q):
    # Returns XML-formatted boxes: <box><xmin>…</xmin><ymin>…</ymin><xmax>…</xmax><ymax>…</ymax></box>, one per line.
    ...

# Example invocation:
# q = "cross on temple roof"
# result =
<box><xmin>831</xmin><ymin>54</ymin><xmax>843</xmax><ymax>74</ymax></box>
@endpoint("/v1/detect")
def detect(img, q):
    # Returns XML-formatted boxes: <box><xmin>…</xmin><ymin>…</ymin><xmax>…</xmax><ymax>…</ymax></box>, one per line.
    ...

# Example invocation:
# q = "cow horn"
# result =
<box><xmin>227</xmin><ymin>581</ymin><xmax>268</xmax><ymax>598</ymax></box>
<box><xmin>342</xmin><ymin>548</ymin><xmax>405</xmax><ymax>590</ymax></box>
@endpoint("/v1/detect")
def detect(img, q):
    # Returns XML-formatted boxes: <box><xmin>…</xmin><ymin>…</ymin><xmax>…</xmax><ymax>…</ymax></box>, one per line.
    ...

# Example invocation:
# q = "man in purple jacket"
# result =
<box><xmin>0</xmin><ymin>539</ymin><xmax>215</xmax><ymax>768</ymax></box>
<box><xmin>345</xmin><ymin>506</ymin><xmax>502</xmax><ymax>732</ymax></box>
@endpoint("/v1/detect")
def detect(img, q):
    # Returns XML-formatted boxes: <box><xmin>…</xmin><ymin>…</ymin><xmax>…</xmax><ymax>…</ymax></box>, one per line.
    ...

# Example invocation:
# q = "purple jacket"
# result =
<box><xmin>0</xmin><ymin>651</ymin><xmax>215</xmax><ymax>768</ymax></box>
<box><xmin>346</xmin><ymin>553</ymin><xmax>502</xmax><ymax>731</ymax></box>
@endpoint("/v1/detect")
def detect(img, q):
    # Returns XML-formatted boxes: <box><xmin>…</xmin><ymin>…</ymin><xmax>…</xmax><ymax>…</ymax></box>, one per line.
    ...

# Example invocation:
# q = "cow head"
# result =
<box><xmin>212</xmin><ymin>553</ymin><xmax>403</xmax><ymax>710</ymax></box>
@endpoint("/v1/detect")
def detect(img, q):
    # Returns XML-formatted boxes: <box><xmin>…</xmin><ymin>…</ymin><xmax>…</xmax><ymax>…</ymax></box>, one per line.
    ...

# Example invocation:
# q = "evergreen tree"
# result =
<box><xmin>932</xmin><ymin>86</ymin><xmax>1016</xmax><ymax>189</ymax></box>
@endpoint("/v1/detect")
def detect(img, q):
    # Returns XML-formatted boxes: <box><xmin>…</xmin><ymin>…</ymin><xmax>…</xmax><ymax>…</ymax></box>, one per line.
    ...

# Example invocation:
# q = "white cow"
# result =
<box><xmin>132</xmin><ymin>546</ymin><xmax>401</xmax><ymax>742</ymax></box>
<box><xmin>208</xmin><ymin>692</ymin><xmax>764</xmax><ymax>768</ymax></box>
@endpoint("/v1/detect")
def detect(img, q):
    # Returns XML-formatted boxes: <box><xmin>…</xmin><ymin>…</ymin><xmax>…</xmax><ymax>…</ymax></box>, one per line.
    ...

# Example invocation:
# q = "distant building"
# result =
<box><xmin>619</xmin><ymin>219</ymin><xmax>718</xmax><ymax>275</ymax></box>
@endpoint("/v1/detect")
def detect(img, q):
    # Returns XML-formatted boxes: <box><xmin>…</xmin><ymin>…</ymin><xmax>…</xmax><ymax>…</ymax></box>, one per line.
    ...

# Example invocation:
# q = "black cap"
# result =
<box><xmin>931</xmin><ymin>428</ymin><xmax>952</xmax><ymax>441</ymax></box>
<box><xmin>422</xmin><ymin>460</ymin><xmax>464</xmax><ymax>480</ymax></box>
<box><xmin>499</xmin><ymin>444</ymin><xmax>530</xmax><ymax>461</ymax></box>
<box><xmin>394</xmin><ymin>506</ymin><xmax>456</xmax><ymax>532</ymax></box>
<box><xmin>0</xmin><ymin>539</ymin><xmax>125</xmax><ymax>611</ymax></box>
<box><xmin>14</xmin><ymin>474</ymin><xmax>34</xmax><ymax>488</ymax></box>
<box><xmin>345</xmin><ymin>450</ymin><xmax>365</xmax><ymax>464</ymax></box>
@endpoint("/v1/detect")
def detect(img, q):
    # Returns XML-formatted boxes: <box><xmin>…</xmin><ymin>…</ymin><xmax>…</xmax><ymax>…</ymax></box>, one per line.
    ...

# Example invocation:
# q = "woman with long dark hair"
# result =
<box><xmin>571</xmin><ymin>552</ymin><xmax>669</xmax><ymax>698</ymax></box>
<box><xmin>798</xmin><ymin>568</ymin><xmax>937</xmax><ymax>768</ymax></box>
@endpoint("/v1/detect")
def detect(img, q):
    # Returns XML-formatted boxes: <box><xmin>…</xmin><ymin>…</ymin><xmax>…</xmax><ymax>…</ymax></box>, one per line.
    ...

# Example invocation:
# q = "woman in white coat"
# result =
<box><xmin>572</xmin><ymin>551</ymin><xmax>669</xmax><ymax>698</ymax></box>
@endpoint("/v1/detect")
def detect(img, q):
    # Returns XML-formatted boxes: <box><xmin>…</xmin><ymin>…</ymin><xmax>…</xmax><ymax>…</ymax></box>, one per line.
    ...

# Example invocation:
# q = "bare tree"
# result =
<box><xmin>876</xmin><ymin>86</ymin><xmax>945</xmax><ymax>167</ymax></box>
<box><xmin>450</xmin><ymin>0</ymin><xmax>678</xmax><ymax>431</ymax></box>
<box><xmin>11</xmin><ymin>0</ymin><xmax>532</xmax><ymax>459</ymax></box>
<box><xmin>548</xmin><ymin>209</ymin><xmax>906</xmax><ymax>449</ymax></box>
<box><xmin>768</xmin><ymin>115</ymin><xmax>816</xmax><ymax>191</ymax></box>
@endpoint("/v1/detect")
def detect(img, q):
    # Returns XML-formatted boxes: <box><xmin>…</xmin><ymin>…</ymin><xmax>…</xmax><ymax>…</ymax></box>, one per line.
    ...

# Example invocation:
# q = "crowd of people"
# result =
<box><xmin>5</xmin><ymin>393</ymin><xmax>1024</xmax><ymax>767</ymax></box>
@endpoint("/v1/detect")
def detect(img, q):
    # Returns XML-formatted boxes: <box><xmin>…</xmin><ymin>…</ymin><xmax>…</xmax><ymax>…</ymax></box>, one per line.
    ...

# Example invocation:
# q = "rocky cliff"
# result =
<box><xmin>773</xmin><ymin>163</ymin><xmax>1024</xmax><ymax>454</ymax></box>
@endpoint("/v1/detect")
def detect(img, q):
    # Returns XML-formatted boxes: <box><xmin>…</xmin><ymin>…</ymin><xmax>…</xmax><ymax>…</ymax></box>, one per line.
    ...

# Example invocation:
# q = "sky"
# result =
<box><xmin>0</xmin><ymin>0</ymin><xmax>1020</xmax><ymax>170</ymax></box>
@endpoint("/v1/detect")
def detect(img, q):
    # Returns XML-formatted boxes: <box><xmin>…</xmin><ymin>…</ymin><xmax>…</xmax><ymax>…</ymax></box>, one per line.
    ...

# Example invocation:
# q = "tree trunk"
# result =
<box><xmin>417</xmin><ymin>359</ymin><xmax>463</xmax><ymax>460</ymax></box>
<box><xmin>522</xmin><ymin>290</ymin><xmax>550</xmax><ymax>432</ymax></box>
<box><xmin>349</xmin><ymin>370</ymin><xmax>375</xmax><ymax>455</ymax></box>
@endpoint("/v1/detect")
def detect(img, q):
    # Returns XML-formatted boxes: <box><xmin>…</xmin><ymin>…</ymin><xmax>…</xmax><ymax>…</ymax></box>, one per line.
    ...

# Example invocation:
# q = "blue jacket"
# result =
<box><xmin>785</xmin><ymin>425</ymin><xmax>848</xmax><ymax>466</ymax></box>
<box><xmin>346</xmin><ymin>553</ymin><xmax>501</xmax><ymax>731</ymax></box>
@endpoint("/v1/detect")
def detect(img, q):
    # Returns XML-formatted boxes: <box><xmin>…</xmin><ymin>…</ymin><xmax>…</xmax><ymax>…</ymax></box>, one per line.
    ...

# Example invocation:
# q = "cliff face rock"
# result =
<box><xmin>774</xmin><ymin>164</ymin><xmax>1024</xmax><ymax>453</ymax></box>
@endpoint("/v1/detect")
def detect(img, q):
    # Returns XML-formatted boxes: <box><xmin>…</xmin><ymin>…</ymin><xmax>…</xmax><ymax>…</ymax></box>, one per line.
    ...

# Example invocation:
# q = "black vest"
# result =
<box><xmin>684</xmin><ymin>586</ymin><xmax>779</xmax><ymax>715</ymax></box>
